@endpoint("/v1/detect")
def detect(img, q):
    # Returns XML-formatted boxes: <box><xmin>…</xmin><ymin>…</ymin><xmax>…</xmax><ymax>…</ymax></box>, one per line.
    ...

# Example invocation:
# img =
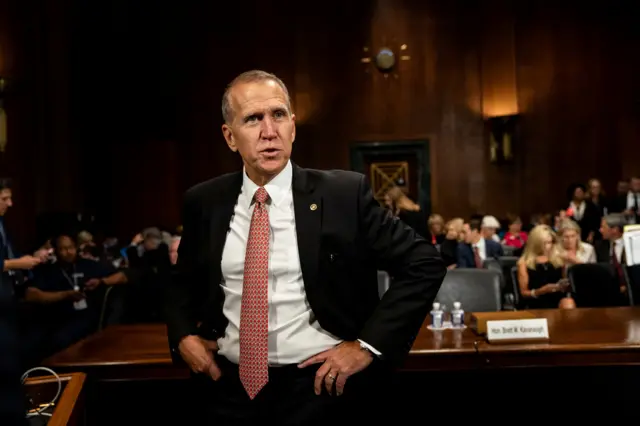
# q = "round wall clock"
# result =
<box><xmin>374</xmin><ymin>48</ymin><xmax>395</xmax><ymax>72</ymax></box>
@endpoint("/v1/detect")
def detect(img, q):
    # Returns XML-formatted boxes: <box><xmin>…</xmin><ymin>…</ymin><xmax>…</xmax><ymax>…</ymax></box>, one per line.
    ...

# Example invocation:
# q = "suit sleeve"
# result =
<box><xmin>456</xmin><ymin>244</ymin><xmax>470</xmax><ymax>268</ymax></box>
<box><xmin>356</xmin><ymin>176</ymin><xmax>446</xmax><ymax>365</ymax></box>
<box><xmin>165</xmin><ymin>191</ymin><xmax>201</xmax><ymax>351</ymax></box>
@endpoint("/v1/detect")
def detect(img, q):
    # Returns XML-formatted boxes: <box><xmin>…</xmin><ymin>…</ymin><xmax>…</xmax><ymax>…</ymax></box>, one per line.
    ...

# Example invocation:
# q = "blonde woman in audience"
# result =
<box><xmin>556</xmin><ymin>219</ymin><xmax>596</xmax><ymax>265</ymax></box>
<box><xmin>517</xmin><ymin>225</ymin><xmax>575</xmax><ymax>309</ymax></box>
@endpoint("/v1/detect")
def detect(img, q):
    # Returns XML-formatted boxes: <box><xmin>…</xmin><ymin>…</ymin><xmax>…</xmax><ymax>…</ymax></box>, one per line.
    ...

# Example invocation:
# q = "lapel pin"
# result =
<box><xmin>310</xmin><ymin>203</ymin><xmax>318</xmax><ymax>211</ymax></box>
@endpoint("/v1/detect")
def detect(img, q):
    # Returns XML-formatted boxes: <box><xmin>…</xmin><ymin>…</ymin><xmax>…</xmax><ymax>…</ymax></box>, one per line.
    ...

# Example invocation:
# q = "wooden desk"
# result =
<box><xmin>24</xmin><ymin>373</ymin><xmax>86</xmax><ymax>426</ymax></box>
<box><xmin>405</xmin><ymin>307</ymin><xmax>640</xmax><ymax>370</ymax></box>
<box><xmin>44</xmin><ymin>324</ymin><xmax>188</xmax><ymax>381</ymax></box>
<box><xmin>45</xmin><ymin>307</ymin><xmax>640</xmax><ymax>380</ymax></box>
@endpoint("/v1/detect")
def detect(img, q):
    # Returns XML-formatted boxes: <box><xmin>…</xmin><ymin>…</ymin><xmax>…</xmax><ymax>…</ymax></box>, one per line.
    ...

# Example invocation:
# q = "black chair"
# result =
<box><xmin>435</xmin><ymin>269</ymin><xmax>502</xmax><ymax>312</ymax></box>
<box><xmin>568</xmin><ymin>263</ymin><xmax>627</xmax><ymax>307</ymax></box>
<box><xmin>485</xmin><ymin>256</ymin><xmax>519</xmax><ymax>308</ymax></box>
<box><xmin>501</xmin><ymin>245</ymin><xmax>516</xmax><ymax>257</ymax></box>
<box><xmin>510</xmin><ymin>265</ymin><xmax>524</xmax><ymax>308</ymax></box>
<box><xmin>623</xmin><ymin>264</ymin><xmax>640</xmax><ymax>306</ymax></box>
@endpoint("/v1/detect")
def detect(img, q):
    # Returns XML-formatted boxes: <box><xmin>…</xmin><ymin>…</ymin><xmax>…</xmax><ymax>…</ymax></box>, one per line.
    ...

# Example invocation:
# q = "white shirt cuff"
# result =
<box><xmin>357</xmin><ymin>339</ymin><xmax>382</xmax><ymax>357</ymax></box>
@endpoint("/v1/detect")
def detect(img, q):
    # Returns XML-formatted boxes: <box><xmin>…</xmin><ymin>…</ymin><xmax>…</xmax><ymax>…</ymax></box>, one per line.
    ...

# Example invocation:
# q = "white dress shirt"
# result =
<box><xmin>612</xmin><ymin>238</ymin><xmax>624</xmax><ymax>263</ymax></box>
<box><xmin>473</xmin><ymin>238</ymin><xmax>487</xmax><ymax>261</ymax></box>
<box><xmin>627</xmin><ymin>192</ymin><xmax>639</xmax><ymax>224</ymax></box>
<box><xmin>218</xmin><ymin>161</ymin><xmax>343</xmax><ymax>365</ymax></box>
<box><xmin>569</xmin><ymin>201</ymin><xmax>586</xmax><ymax>221</ymax></box>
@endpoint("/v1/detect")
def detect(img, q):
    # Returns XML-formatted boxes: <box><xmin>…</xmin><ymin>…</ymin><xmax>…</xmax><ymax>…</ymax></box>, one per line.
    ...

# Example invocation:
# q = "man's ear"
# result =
<box><xmin>222</xmin><ymin>124</ymin><xmax>237</xmax><ymax>152</ymax></box>
<box><xmin>291</xmin><ymin>113</ymin><xmax>296</xmax><ymax>144</ymax></box>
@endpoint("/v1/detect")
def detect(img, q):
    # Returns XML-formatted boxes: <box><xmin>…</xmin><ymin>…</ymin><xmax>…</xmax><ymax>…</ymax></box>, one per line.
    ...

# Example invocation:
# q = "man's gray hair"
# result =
<box><xmin>603</xmin><ymin>213</ymin><xmax>627</xmax><ymax>231</ymax></box>
<box><xmin>221</xmin><ymin>70</ymin><xmax>291</xmax><ymax>124</ymax></box>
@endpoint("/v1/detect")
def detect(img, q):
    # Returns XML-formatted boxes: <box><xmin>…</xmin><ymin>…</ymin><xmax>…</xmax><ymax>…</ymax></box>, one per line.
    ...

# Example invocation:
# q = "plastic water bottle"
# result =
<box><xmin>430</xmin><ymin>302</ymin><xmax>444</xmax><ymax>329</ymax></box>
<box><xmin>451</xmin><ymin>301</ymin><xmax>464</xmax><ymax>328</ymax></box>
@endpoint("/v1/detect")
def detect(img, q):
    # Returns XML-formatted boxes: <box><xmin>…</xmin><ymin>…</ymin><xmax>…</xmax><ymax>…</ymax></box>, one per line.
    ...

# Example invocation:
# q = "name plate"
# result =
<box><xmin>486</xmin><ymin>318</ymin><xmax>549</xmax><ymax>343</ymax></box>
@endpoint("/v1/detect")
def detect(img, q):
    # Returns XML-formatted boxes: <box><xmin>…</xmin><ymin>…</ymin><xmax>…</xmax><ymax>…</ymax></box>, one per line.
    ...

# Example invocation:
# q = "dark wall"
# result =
<box><xmin>1</xmin><ymin>0</ymin><xmax>639</xmax><ymax>248</ymax></box>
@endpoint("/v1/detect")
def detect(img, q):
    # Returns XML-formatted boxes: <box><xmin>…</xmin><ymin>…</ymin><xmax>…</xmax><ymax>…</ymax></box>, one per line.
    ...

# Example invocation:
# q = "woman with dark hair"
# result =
<box><xmin>565</xmin><ymin>183</ymin><xmax>600</xmax><ymax>243</ymax></box>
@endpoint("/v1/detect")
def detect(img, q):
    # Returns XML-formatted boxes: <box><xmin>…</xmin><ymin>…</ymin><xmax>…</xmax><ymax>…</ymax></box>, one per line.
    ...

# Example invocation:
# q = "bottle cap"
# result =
<box><xmin>432</xmin><ymin>302</ymin><xmax>440</xmax><ymax>310</ymax></box>
<box><xmin>453</xmin><ymin>301</ymin><xmax>461</xmax><ymax>309</ymax></box>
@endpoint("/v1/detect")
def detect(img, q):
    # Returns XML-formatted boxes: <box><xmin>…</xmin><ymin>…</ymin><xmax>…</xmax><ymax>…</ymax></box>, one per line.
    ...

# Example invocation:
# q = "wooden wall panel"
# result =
<box><xmin>2</xmin><ymin>0</ymin><xmax>639</xmax><ymax>245</ymax></box>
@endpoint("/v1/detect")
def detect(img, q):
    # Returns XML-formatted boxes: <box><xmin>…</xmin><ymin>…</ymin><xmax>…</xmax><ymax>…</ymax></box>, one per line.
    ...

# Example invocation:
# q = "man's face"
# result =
<box><xmin>600</xmin><ymin>219</ymin><xmax>612</xmax><ymax>240</ymax></box>
<box><xmin>222</xmin><ymin>80</ymin><xmax>295</xmax><ymax>184</ymax></box>
<box><xmin>56</xmin><ymin>236</ymin><xmax>77</xmax><ymax>264</ymax></box>
<box><xmin>462</xmin><ymin>224</ymin><xmax>478</xmax><ymax>244</ymax></box>
<box><xmin>631</xmin><ymin>178</ymin><xmax>640</xmax><ymax>193</ymax></box>
<box><xmin>0</xmin><ymin>188</ymin><xmax>13</xmax><ymax>216</ymax></box>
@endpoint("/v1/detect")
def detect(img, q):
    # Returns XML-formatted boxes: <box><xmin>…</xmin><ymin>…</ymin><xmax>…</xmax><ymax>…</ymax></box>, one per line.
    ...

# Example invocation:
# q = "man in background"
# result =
<box><xmin>0</xmin><ymin>178</ymin><xmax>41</xmax><ymax>425</ymax></box>
<box><xmin>457</xmin><ymin>218</ymin><xmax>504</xmax><ymax>268</ymax></box>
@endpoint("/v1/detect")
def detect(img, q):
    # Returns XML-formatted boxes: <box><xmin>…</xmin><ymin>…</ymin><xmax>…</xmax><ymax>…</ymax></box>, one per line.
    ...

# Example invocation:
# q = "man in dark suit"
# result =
<box><xmin>1</xmin><ymin>178</ymin><xmax>41</xmax><ymax>425</ymax></box>
<box><xmin>165</xmin><ymin>70</ymin><xmax>446</xmax><ymax>425</ymax></box>
<box><xmin>609</xmin><ymin>176</ymin><xmax>640</xmax><ymax>224</ymax></box>
<box><xmin>456</xmin><ymin>218</ymin><xmax>504</xmax><ymax>268</ymax></box>
<box><xmin>595</xmin><ymin>213</ymin><xmax>628</xmax><ymax>294</ymax></box>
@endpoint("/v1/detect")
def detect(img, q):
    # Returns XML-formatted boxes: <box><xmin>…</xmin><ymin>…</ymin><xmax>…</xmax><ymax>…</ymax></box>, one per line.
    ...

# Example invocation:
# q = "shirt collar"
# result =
<box><xmin>474</xmin><ymin>238</ymin><xmax>486</xmax><ymax>250</ymax></box>
<box><xmin>242</xmin><ymin>160</ymin><xmax>292</xmax><ymax>208</ymax></box>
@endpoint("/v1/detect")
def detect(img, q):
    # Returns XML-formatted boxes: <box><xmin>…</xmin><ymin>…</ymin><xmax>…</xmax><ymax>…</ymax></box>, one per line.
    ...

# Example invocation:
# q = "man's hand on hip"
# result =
<box><xmin>298</xmin><ymin>341</ymin><xmax>373</xmax><ymax>396</ymax></box>
<box><xmin>178</xmin><ymin>335</ymin><xmax>222</xmax><ymax>380</ymax></box>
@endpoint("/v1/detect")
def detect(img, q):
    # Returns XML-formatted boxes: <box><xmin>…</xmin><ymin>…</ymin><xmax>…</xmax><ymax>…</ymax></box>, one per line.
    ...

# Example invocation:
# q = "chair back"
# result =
<box><xmin>435</xmin><ymin>269</ymin><xmax>502</xmax><ymax>312</ymax></box>
<box><xmin>569</xmin><ymin>263</ymin><xmax>626</xmax><ymax>307</ymax></box>
<box><xmin>624</xmin><ymin>264</ymin><xmax>640</xmax><ymax>306</ymax></box>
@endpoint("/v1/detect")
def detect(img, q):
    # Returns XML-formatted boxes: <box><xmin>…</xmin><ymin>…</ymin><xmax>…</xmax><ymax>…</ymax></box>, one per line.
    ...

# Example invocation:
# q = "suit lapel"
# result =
<box><xmin>209</xmin><ymin>172</ymin><xmax>243</xmax><ymax>280</ymax></box>
<box><xmin>292</xmin><ymin>164</ymin><xmax>322</xmax><ymax>292</ymax></box>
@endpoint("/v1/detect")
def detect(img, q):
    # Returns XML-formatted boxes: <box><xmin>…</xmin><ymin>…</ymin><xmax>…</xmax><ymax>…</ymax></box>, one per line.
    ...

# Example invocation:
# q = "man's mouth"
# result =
<box><xmin>262</xmin><ymin>148</ymin><xmax>280</xmax><ymax>154</ymax></box>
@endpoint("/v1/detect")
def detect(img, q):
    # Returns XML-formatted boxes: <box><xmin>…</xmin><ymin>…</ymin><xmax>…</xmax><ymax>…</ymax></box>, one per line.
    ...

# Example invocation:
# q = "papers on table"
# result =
<box><xmin>623</xmin><ymin>225</ymin><xmax>640</xmax><ymax>266</ymax></box>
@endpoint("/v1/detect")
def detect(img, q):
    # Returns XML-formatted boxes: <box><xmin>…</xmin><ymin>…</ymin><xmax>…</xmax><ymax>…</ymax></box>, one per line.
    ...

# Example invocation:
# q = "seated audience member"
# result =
<box><xmin>122</xmin><ymin>229</ymin><xmax>171</xmax><ymax>323</ymax></box>
<box><xmin>456</xmin><ymin>218</ymin><xmax>503</xmax><ymax>268</ymax></box>
<box><xmin>126</xmin><ymin>227</ymin><xmax>164</xmax><ymax>268</ymax></box>
<box><xmin>22</xmin><ymin>234</ymin><xmax>128</xmax><ymax>363</ymax></box>
<box><xmin>556</xmin><ymin>219</ymin><xmax>596</xmax><ymax>265</ymax></box>
<box><xmin>517</xmin><ymin>225</ymin><xmax>573</xmax><ymax>309</ymax></box>
<box><xmin>502</xmin><ymin>213</ymin><xmax>528</xmax><ymax>249</ymax></box>
<box><xmin>481</xmin><ymin>215</ymin><xmax>501</xmax><ymax>243</ymax></box>
<box><xmin>440</xmin><ymin>219</ymin><xmax>462</xmax><ymax>269</ymax></box>
<box><xmin>427</xmin><ymin>214</ymin><xmax>446</xmax><ymax>246</ymax></box>
<box><xmin>595</xmin><ymin>213</ymin><xmax>628</xmax><ymax>294</ymax></box>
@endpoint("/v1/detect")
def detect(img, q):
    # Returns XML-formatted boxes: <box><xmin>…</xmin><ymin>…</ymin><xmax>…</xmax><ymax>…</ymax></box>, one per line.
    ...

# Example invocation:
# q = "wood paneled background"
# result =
<box><xmin>0</xmin><ymin>0</ymin><xmax>638</xmax><ymax>249</ymax></box>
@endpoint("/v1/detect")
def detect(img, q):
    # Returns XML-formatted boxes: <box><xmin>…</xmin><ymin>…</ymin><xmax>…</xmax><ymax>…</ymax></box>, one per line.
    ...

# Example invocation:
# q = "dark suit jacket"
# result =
<box><xmin>165</xmin><ymin>164</ymin><xmax>446</xmax><ymax>366</ymax></box>
<box><xmin>0</xmin><ymin>239</ymin><xmax>27</xmax><ymax>425</ymax></box>
<box><xmin>456</xmin><ymin>239</ymin><xmax>504</xmax><ymax>268</ymax></box>
<box><xmin>570</xmin><ymin>201</ymin><xmax>601</xmax><ymax>241</ymax></box>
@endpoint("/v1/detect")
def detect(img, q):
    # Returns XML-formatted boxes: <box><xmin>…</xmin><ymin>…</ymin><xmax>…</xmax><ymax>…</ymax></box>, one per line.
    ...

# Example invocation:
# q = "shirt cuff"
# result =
<box><xmin>357</xmin><ymin>339</ymin><xmax>382</xmax><ymax>357</ymax></box>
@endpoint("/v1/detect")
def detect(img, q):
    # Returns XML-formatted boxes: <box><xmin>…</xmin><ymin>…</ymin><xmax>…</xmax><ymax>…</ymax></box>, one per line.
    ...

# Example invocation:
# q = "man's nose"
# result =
<box><xmin>260</xmin><ymin>117</ymin><xmax>277</xmax><ymax>138</ymax></box>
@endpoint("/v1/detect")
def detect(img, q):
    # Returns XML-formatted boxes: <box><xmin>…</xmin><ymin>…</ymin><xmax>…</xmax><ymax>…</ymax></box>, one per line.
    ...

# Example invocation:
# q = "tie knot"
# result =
<box><xmin>254</xmin><ymin>187</ymin><xmax>269</xmax><ymax>204</ymax></box>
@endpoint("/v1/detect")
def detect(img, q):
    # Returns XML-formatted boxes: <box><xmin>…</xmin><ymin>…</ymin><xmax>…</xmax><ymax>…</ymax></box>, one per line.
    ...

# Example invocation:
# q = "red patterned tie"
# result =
<box><xmin>473</xmin><ymin>246</ymin><xmax>483</xmax><ymax>269</ymax></box>
<box><xmin>239</xmin><ymin>187</ymin><xmax>270</xmax><ymax>400</ymax></box>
